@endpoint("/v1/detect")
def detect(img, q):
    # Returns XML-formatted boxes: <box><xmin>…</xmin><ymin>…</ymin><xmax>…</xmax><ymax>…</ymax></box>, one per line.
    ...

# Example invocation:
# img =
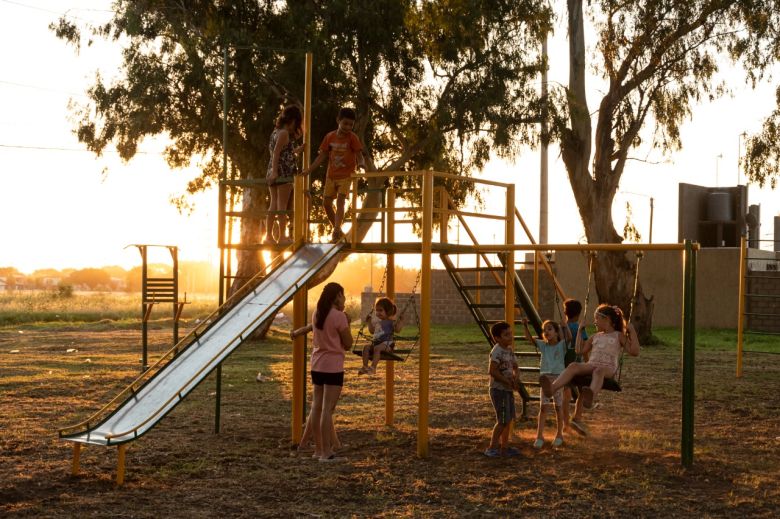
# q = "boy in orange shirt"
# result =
<box><xmin>304</xmin><ymin>107</ymin><xmax>366</xmax><ymax>242</ymax></box>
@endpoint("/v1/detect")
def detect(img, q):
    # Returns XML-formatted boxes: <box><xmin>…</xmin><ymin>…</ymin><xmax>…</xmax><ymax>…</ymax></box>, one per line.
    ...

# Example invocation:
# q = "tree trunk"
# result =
<box><xmin>562</xmin><ymin>0</ymin><xmax>655</xmax><ymax>343</ymax></box>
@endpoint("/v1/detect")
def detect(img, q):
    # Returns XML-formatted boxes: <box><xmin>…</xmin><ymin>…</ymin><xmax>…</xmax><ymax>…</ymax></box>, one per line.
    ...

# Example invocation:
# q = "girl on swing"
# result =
<box><xmin>359</xmin><ymin>297</ymin><xmax>404</xmax><ymax>375</ymax></box>
<box><xmin>540</xmin><ymin>304</ymin><xmax>639</xmax><ymax>409</ymax></box>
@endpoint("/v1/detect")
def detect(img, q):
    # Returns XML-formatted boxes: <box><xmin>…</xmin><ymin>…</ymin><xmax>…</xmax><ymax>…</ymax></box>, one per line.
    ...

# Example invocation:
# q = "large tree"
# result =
<box><xmin>53</xmin><ymin>0</ymin><xmax>551</xmax><ymax>294</ymax></box>
<box><xmin>554</xmin><ymin>0</ymin><xmax>780</xmax><ymax>340</ymax></box>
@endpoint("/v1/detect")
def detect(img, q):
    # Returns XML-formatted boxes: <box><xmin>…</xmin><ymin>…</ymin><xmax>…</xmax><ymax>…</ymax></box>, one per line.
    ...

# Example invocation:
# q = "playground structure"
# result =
<box><xmin>736</xmin><ymin>236</ymin><xmax>780</xmax><ymax>376</ymax></box>
<box><xmin>127</xmin><ymin>244</ymin><xmax>189</xmax><ymax>372</ymax></box>
<box><xmin>58</xmin><ymin>52</ymin><xmax>700</xmax><ymax>485</ymax></box>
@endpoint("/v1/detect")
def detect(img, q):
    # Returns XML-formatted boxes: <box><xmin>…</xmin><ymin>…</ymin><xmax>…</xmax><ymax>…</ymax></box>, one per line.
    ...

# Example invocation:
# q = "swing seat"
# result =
<box><xmin>351</xmin><ymin>348</ymin><xmax>411</xmax><ymax>362</ymax></box>
<box><xmin>569</xmin><ymin>374</ymin><xmax>622</xmax><ymax>392</ymax></box>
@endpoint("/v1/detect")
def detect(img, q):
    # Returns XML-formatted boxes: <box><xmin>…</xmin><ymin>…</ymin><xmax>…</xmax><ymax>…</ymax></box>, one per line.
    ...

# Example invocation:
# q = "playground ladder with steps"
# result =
<box><xmin>440</xmin><ymin>252</ymin><xmax>545</xmax><ymax>417</ymax></box>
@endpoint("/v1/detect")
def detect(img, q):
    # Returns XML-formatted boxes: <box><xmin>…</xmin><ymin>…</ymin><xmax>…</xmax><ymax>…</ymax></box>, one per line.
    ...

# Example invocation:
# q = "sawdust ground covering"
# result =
<box><xmin>1</xmin><ymin>324</ymin><xmax>779</xmax><ymax>517</ymax></box>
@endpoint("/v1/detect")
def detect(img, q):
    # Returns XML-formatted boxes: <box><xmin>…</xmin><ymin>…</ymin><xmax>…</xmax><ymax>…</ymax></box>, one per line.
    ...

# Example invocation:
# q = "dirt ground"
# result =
<box><xmin>1</xmin><ymin>325</ymin><xmax>779</xmax><ymax>518</ymax></box>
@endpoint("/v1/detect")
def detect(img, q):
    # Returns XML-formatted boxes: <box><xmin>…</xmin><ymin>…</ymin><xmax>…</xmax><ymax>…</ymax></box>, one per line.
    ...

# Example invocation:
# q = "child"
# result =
<box><xmin>541</xmin><ymin>304</ymin><xmax>640</xmax><ymax>410</ymax></box>
<box><xmin>263</xmin><ymin>105</ymin><xmax>303</xmax><ymax>245</ymax></box>
<box><xmin>562</xmin><ymin>298</ymin><xmax>588</xmax><ymax>436</ymax></box>
<box><xmin>359</xmin><ymin>297</ymin><xmax>404</xmax><ymax>375</ymax></box>
<box><xmin>485</xmin><ymin>321</ymin><xmax>521</xmax><ymax>457</ymax></box>
<box><xmin>522</xmin><ymin>319</ymin><xmax>569</xmax><ymax>448</ymax></box>
<box><xmin>303</xmin><ymin>107</ymin><xmax>367</xmax><ymax>242</ymax></box>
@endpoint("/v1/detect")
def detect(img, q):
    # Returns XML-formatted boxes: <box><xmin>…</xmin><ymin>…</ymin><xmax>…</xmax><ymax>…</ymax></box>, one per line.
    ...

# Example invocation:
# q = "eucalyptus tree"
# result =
<box><xmin>53</xmin><ymin>0</ymin><xmax>551</xmax><ymax>291</ymax></box>
<box><xmin>555</xmin><ymin>0</ymin><xmax>780</xmax><ymax>340</ymax></box>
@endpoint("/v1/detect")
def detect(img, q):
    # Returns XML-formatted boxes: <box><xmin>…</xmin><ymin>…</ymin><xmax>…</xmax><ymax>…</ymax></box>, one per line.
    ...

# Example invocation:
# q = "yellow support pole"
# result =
<box><xmin>418</xmin><ymin>171</ymin><xmax>433</xmax><ymax>457</ymax></box>
<box><xmin>736</xmin><ymin>235</ymin><xmax>747</xmax><ymax>378</ymax></box>
<box><xmin>505</xmin><ymin>184</ymin><xmax>515</xmax><ymax>333</ymax></box>
<box><xmin>386</xmin><ymin>189</ymin><xmax>396</xmax><ymax>426</ymax></box>
<box><xmin>439</xmin><ymin>187</ymin><xmax>448</xmax><ymax>244</ymax></box>
<box><xmin>533</xmin><ymin>250</ymin><xmax>539</xmax><ymax>309</ymax></box>
<box><xmin>71</xmin><ymin>443</ymin><xmax>81</xmax><ymax>476</ymax></box>
<box><xmin>351</xmin><ymin>180</ymin><xmax>358</xmax><ymax>247</ymax></box>
<box><xmin>116</xmin><ymin>444</ymin><xmax>126</xmax><ymax>486</ymax></box>
<box><xmin>291</xmin><ymin>51</ymin><xmax>313</xmax><ymax>444</ymax></box>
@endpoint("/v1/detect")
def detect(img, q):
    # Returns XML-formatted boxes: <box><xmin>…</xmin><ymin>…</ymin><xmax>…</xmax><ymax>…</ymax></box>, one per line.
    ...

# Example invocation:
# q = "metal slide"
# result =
<box><xmin>60</xmin><ymin>243</ymin><xmax>343</xmax><ymax>446</ymax></box>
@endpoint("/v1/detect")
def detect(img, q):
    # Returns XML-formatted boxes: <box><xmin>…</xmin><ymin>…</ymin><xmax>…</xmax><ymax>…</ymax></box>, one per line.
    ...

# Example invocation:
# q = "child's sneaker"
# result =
<box><xmin>570</xmin><ymin>419</ymin><xmax>588</xmax><ymax>436</ymax></box>
<box><xmin>552</xmin><ymin>437</ymin><xmax>563</xmax><ymax>447</ymax></box>
<box><xmin>533</xmin><ymin>438</ymin><xmax>544</xmax><ymax>449</ymax></box>
<box><xmin>504</xmin><ymin>446</ymin><xmax>521</xmax><ymax>457</ymax></box>
<box><xmin>580</xmin><ymin>387</ymin><xmax>594</xmax><ymax>409</ymax></box>
<box><xmin>358</xmin><ymin>367</ymin><xmax>368</xmax><ymax>375</ymax></box>
<box><xmin>483</xmin><ymin>448</ymin><xmax>500</xmax><ymax>458</ymax></box>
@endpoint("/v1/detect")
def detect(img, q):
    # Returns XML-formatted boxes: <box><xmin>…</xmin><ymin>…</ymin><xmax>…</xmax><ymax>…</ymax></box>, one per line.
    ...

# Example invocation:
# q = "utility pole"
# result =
<box><xmin>539</xmin><ymin>34</ymin><xmax>549</xmax><ymax>244</ymax></box>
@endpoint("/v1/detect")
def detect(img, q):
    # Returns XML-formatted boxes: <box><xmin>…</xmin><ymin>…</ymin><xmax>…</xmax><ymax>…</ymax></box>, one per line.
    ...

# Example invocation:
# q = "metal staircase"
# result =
<box><xmin>440</xmin><ymin>252</ymin><xmax>544</xmax><ymax>416</ymax></box>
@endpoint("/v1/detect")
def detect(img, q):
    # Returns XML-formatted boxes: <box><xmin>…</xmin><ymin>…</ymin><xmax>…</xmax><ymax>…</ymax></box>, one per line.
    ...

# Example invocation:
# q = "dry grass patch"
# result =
<box><xmin>1</xmin><ymin>324</ymin><xmax>779</xmax><ymax>517</ymax></box>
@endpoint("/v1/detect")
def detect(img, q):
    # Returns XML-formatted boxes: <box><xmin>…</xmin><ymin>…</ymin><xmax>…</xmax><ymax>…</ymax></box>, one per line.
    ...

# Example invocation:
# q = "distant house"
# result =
<box><xmin>13</xmin><ymin>276</ymin><xmax>30</xmax><ymax>290</ymax></box>
<box><xmin>42</xmin><ymin>277</ymin><xmax>62</xmax><ymax>289</ymax></box>
<box><xmin>110</xmin><ymin>277</ymin><xmax>127</xmax><ymax>291</ymax></box>
<box><xmin>0</xmin><ymin>279</ymin><xmax>6</xmax><ymax>292</ymax></box>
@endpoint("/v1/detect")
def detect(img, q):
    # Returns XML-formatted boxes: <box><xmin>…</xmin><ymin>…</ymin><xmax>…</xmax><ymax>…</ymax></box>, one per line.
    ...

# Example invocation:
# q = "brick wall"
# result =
<box><xmin>361</xmin><ymin>269</ymin><xmax>557</xmax><ymax>326</ymax></box>
<box><xmin>746</xmin><ymin>270</ymin><xmax>780</xmax><ymax>333</ymax></box>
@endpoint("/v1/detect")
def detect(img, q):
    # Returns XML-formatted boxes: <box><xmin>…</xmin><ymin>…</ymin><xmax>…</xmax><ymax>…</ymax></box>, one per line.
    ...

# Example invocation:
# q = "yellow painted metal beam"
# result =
<box><xmin>386</xmin><ymin>188</ymin><xmax>396</xmax><ymax>426</ymax></box>
<box><xmin>418</xmin><ymin>171</ymin><xmax>433</xmax><ymax>458</ymax></box>
<box><xmin>472</xmin><ymin>243</ymin><xmax>699</xmax><ymax>252</ymax></box>
<box><xmin>116</xmin><ymin>444</ymin><xmax>126</xmax><ymax>486</ymax></box>
<box><xmin>291</xmin><ymin>51</ymin><xmax>313</xmax><ymax>444</ymax></box>
<box><xmin>736</xmin><ymin>235</ymin><xmax>746</xmax><ymax>378</ymax></box>
<box><xmin>71</xmin><ymin>443</ymin><xmax>81</xmax><ymax>476</ymax></box>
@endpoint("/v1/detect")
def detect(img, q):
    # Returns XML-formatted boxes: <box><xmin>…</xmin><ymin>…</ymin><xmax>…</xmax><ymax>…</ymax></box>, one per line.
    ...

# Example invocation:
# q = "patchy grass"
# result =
<box><xmin>654</xmin><ymin>326</ymin><xmax>780</xmax><ymax>354</ymax></box>
<box><xmin>1</xmin><ymin>323</ymin><xmax>779</xmax><ymax>517</ymax></box>
<box><xmin>0</xmin><ymin>291</ymin><xmax>217</xmax><ymax>326</ymax></box>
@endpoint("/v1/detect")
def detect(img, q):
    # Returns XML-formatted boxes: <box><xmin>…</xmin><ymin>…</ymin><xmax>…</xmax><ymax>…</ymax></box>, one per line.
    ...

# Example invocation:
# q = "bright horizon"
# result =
<box><xmin>2</xmin><ymin>1</ymin><xmax>779</xmax><ymax>277</ymax></box>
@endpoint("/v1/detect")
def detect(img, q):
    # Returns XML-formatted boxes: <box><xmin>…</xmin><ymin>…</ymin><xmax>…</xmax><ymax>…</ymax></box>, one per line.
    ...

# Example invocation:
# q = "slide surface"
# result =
<box><xmin>60</xmin><ymin>243</ymin><xmax>343</xmax><ymax>446</ymax></box>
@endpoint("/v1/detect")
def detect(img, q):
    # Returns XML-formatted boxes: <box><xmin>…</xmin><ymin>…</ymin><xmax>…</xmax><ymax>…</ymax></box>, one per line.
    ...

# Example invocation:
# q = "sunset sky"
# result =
<box><xmin>2</xmin><ymin>1</ymin><xmax>779</xmax><ymax>275</ymax></box>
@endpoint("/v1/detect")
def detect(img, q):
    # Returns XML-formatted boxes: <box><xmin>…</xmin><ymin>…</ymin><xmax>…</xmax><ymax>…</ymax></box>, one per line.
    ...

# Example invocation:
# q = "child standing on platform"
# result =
<box><xmin>523</xmin><ymin>319</ymin><xmax>570</xmax><ymax>448</ymax></box>
<box><xmin>485</xmin><ymin>321</ymin><xmax>521</xmax><ymax>457</ymax></box>
<box><xmin>303</xmin><ymin>107</ymin><xmax>366</xmax><ymax>242</ymax></box>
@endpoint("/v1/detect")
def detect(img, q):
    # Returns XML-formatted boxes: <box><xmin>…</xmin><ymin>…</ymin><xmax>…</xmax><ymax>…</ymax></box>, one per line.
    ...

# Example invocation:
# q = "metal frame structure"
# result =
<box><xmin>128</xmin><ymin>244</ymin><xmax>187</xmax><ymax>372</ymax></box>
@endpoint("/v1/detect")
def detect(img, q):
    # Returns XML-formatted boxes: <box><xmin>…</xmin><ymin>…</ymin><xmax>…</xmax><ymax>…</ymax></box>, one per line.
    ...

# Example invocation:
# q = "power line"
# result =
<box><xmin>0</xmin><ymin>143</ymin><xmax>162</xmax><ymax>155</ymax></box>
<box><xmin>0</xmin><ymin>0</ymin><xmax>113</xmax><ymax>16</ymax></box>
<box><xmin>0</xmin><ymin>79</ymin><xmax>87</xmax><ymax>98</ymax></box>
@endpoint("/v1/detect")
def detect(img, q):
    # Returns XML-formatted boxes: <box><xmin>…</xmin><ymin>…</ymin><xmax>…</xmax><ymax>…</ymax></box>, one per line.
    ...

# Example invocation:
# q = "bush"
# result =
<box><xmin>57</xmin><ymin>284</ymin><xmax>74</xmax><ymax>298</ymax></box>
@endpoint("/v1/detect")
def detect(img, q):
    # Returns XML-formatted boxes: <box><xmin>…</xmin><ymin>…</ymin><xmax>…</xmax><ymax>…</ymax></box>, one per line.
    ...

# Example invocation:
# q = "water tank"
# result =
<box><xmin>706</xmin><ymin>192</ymin><xmax>733</xmax><ymax>221</ymax></box>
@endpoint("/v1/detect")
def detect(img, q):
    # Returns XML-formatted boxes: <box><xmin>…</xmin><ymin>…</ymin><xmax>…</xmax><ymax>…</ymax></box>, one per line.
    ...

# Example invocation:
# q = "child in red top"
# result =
<box><xmin>304</xmin><ymin>107</ymin><xmax>366</xmax><ymax>242</ymax></box>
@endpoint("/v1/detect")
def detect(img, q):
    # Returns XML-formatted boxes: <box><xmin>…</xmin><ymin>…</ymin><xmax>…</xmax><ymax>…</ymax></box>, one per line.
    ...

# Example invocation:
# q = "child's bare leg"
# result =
<box><xmin>562</xmin><ymin>386</ymin><xmax>572</xmax><ymax>426</ymax></box>
<box><xmin>536</xmin><ymin>404</ymin><xmax>548</xmax><ymax>442</ymax></box>
<box><xmin>334</xmin><ymin>194</ymin><xmax>347</xmax><ymax>231</ymax></box>
<box><xmin>361</xmin><ymin>345</ymin><xmax>371</xmax><ymax>370</ymax></box>
<box><xmin>488</xmin><ymin>422</ymin><xmax>503</xmax><ymax>450</ymax></box>
<box><xmin>554</xmin><ymin>401</ymin><xmax>565</xmax><ymax>441</ymax></box>
<box><xmin>323</xmin><ymin>196</ymin><xmax>337</xmax><ymax>228</ymax></box>
<box><xmin>310</xmin><ymin>384</ymin><xmax>324</xmax><ymax>457</ymax></box>
<box><xmin>371</xmin><ymin>342</ymin><xmax>389</xmax><ymax>372</ymax></box>
<box><xmin>542</xmin><ymin>363</ymin><xmax>592</xmax><ymax>396</ymax></box>
<box><xmin>499</xmin><ymin>422</ymin><xmax>511</xmax><ymax>450</ymax></box>
<box><xmin>589</xmin><ymin>367</ymin><xmax>608</xmax><ymax>400</ymax></box>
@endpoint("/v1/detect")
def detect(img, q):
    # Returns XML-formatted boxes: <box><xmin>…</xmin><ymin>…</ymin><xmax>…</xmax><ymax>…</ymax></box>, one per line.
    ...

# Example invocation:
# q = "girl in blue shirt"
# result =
<box><xmin>523</xmin><ymin>319</ymin><xmax>571</xmax><ymax>449</ymax></box>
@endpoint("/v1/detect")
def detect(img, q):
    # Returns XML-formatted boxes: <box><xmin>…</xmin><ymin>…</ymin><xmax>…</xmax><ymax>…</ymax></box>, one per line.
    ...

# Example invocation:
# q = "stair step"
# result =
<box><xmin>447</xmin><ymin>266</ymin><xmax>505</xmax><ymax>272</ymax></box>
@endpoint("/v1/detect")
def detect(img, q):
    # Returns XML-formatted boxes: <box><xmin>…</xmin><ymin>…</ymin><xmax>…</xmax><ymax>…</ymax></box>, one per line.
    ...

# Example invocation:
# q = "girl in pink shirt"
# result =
<box><xmin>291</xmin><ymin>282</ymin><xmax>353</xmax><ymax>462</ymax></box>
